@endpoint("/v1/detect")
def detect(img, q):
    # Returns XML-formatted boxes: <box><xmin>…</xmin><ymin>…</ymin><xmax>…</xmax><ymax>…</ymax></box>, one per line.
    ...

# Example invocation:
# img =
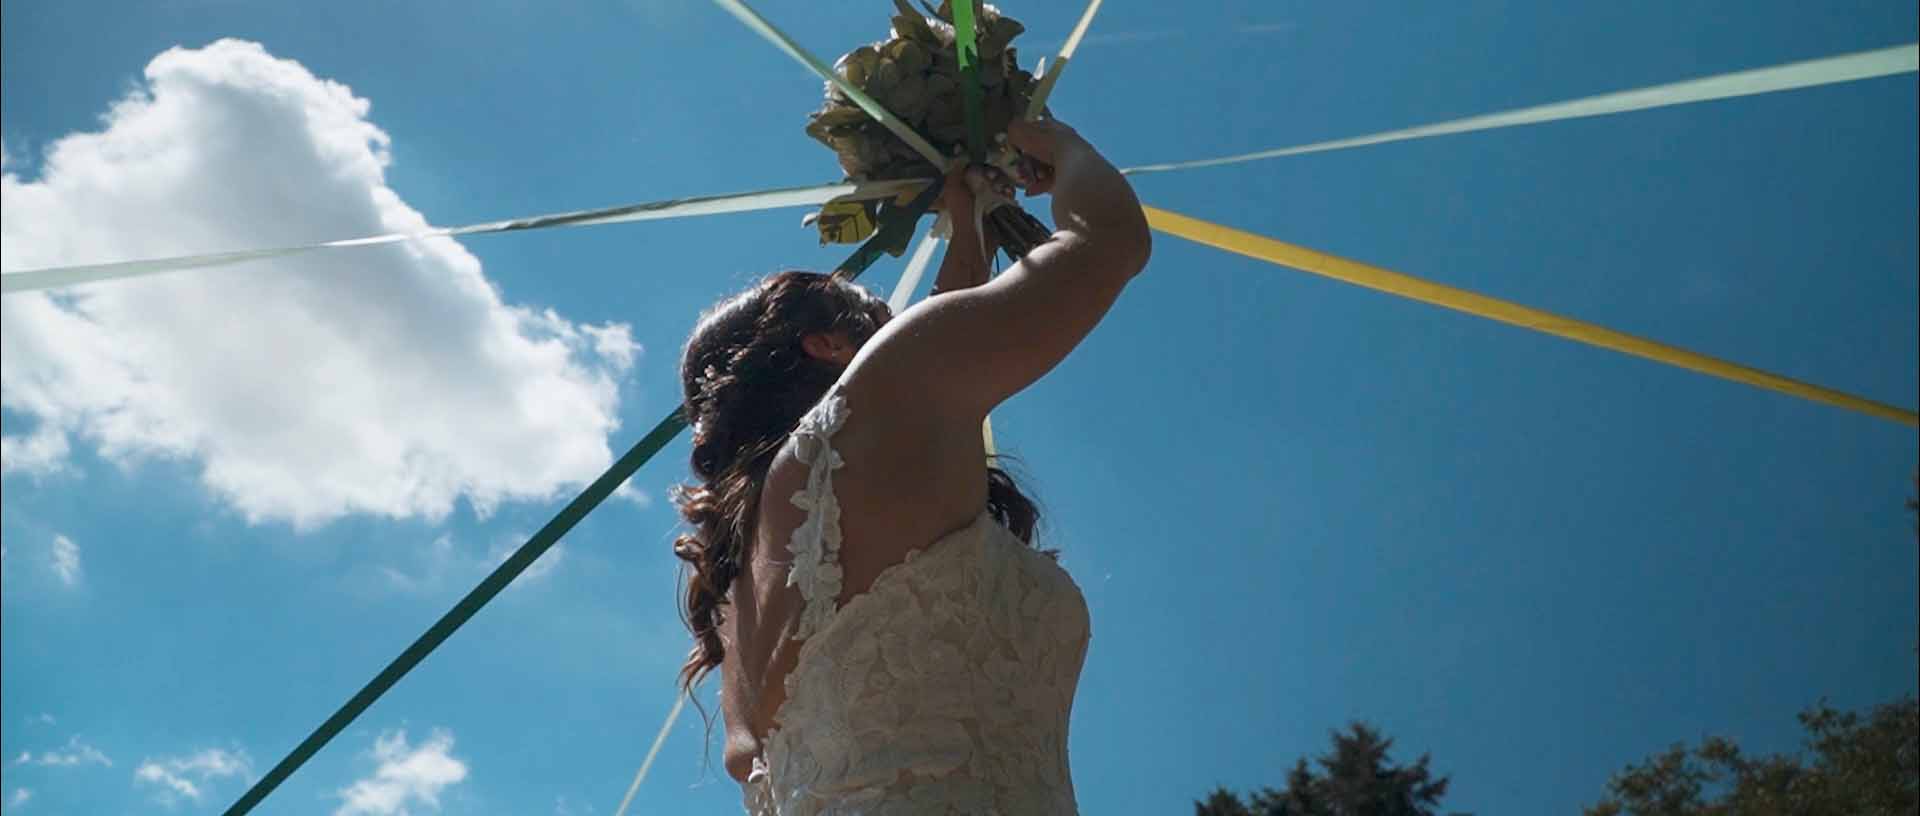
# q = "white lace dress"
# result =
<box><xmin>742</xmin><ymin>389</ymin><xmax>1093</xmax><ymax>815</ymax></box>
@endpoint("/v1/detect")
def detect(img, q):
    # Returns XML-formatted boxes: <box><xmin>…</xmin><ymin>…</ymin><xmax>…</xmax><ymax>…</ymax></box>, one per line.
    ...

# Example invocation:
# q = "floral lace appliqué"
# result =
<box><xmin>743</xmin><ymin>390</ymin><xmax>1093</xmax><ymax>815</ymax></box>
<box><xmin>785</xmin><ymin>388</ymin><xmax>849</xmax><ymax>641</ymax></box>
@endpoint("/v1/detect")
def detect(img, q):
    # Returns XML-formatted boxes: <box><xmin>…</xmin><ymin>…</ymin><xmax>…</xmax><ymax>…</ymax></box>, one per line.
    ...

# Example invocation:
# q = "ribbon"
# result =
<box><xmin>1122</xmin><ymin>44</ymin><xmax>1919</xmax><ymax>175</ymax></box>
<box><xmin>2</xmin><ymin>179</ymin><xmax>927</xmax><ymax>294</ymax></box>
<box><xmin>711</xmin><ymin>0</ymin><xmax>946</xmax><ymax>167</ymax></box>
<box><xmin>1024</xmin><ymin>0</ymin><xmax>1106</xmax><ymax>119</ymax></box>
<box><xmin>1143</xmin><ymin>204</ymin><xmax>1918</xmax><ymax>427</ymax></box>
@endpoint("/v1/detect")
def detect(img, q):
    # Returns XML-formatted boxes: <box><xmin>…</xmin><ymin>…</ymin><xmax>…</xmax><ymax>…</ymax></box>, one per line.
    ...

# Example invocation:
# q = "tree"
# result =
<box><xmin>1580</xmin><ymin>696</ymin><xmax>1919</xmax><ymax>816</ymax></box>
<box><xmin>1908</xmin><ymin>472</ymin><xmax>1917</xmax><ymax>541</ymax></box>
<box><xmin>1584</xmin><ymin>482</ymin><xmax>1920</xmax><ymax>815</ymax></box>
<box><xmin>1195</xmin><ymin>722</ymin><xmax>1455</xmax><ymax>816</ymax></box>
<box><xmin>1195</xmin><ymin>787</ymin><xmax>1254</xmax><ymax>816</ymax></box>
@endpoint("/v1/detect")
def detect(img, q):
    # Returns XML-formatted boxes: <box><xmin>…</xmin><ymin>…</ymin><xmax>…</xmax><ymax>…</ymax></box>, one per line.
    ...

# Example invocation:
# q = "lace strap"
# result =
<box><xmin>784</xmin><ymin>388</ymin><xmax>850</xmax><ymax>640</ymax></box>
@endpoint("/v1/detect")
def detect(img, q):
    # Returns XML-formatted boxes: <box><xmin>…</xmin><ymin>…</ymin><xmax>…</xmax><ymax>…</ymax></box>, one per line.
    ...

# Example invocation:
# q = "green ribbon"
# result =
<box><xmin>951</xmin><ymin>0</ymin><xmax>988</xmax><ymax>162</ymax></box>
<box><xmin>223</xmin><ymin>408</ymin><xmax>689</xmax><ymax>816</ymax></box>
<box><xmin>224</xmin><ymin>175</ymin><xmax>941</xmax><ymax>816</ymax></box>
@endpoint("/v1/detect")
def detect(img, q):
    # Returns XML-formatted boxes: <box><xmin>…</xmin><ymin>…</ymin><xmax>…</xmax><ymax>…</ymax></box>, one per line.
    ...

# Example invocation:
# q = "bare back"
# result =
<box><xmin>720</xmin><ymin>372</ymin><xmax>991</xmax><ymax>782</ymax></box>
<box><xmin>717</xmin><ymin>382</ymin><xmax>1091</xmax><ymax>813</ymax></box>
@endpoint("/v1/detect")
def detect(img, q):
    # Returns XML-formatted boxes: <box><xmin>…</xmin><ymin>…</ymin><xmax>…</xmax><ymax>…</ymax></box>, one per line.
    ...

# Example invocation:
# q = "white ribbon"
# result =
<box><xmin>10</xmin><ymin>41</ymin><xmax>1908</xmax><ymax>299</ymax></box>
<box><xmin>1122</xmin><ymin>43</ymin><xmax>1918</xmax><ymax>175</ymax></box>
<box><xmin>711</xmin><ymin>0</ymin><xmax>946</xmax><ymax>167</ymax></box>
<box><xmin>1025</xmin><ymin>0</ymin><xmax>1107</xmax><ymax>120</ymax></box>
<box><xmin>610</xmin><ymin>691</ymin><xmax>687</xmax><ymax>816</ymax></box>
<box><xmin>1</xmin><ymin>179</ymin><xmax>927</xmax><ymax>294</ymax></box>
<box><xmin>889</xmin><ymin>213</ymin><xmax>949</xmax><ymax>314</ymax></box>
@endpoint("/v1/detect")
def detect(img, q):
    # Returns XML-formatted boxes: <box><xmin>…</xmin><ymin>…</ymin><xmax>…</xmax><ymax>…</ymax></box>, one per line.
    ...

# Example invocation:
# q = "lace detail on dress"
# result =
<box><xmin>743</xmin><ymin>388</ymin><xmax>1092</xmax><ymax>815</ymax></box>
<box><xmin>785</xmin><ymin>388</ymin><xmax>850</xmax><ymax>641</ymax></box>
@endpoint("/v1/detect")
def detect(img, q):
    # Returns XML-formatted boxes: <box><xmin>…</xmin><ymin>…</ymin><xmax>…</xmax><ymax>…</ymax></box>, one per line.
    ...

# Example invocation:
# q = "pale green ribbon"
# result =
<box><xmin>1122</xmin><ymin>43</ymin><xmax>1919</xmax><ymax>175</ymax></box>
<box><xmin>1</xmin><ymin>179</ymin><xmax>927</xmax><ymax>294</ymax></box>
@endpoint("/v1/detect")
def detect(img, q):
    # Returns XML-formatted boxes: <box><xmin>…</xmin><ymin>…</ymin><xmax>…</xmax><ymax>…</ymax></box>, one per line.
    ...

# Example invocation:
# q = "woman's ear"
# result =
<box><xmin>800</xmin><ymin>332</ymin><xmax>847</xmax><ymax>363</ymax></box>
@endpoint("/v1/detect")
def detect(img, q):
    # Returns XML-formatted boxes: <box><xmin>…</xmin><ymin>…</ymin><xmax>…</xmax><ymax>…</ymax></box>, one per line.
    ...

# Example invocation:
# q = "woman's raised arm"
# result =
<box><xmin>851</xmin><ymin>118</ymin><xmax>1152</xmax><ymax>421</ymax></box>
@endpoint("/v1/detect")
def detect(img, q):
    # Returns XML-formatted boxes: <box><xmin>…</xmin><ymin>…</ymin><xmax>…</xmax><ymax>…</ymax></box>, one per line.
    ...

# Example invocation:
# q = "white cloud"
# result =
<box><xmin>134</xmin><ymin>764</ymin><xmax>201</xmax><ymax>801</ymax></box>
<box><xmin>6</xmin><ymin>788</ymin><xmax>29</xmax><ymax>809</ymax></box>
<box><xmin>612</xmin><ymin>478</ymin><xmax>653</xmax><ymax>509</ymax></box>
<box><xmin>132</xmin><ymin>747</ymin><xmax>250</xmax><ymax>806</ymax></box>
<box><xmin>0</xmin><ymin>39</ymin><xmax>641</xmax><ymax>530</ymax></box>
<box><xmin>553</xmin><ymin>794</ymin><xmax>595</xmax><ymax>816</ymax></box>
<box><xmin>0</xmin><ymin>423</ymin><xmax>69</xmax><ymax>477</ymax></box>
<box><xmin>32</xmin><ymin>713</ymin><xmax>56</xmax><ymax>726</ymax></box>
<box><xmin>582</xmin><ymin>324</ymin><xmax>640</xmax><ymax>371</ymax></box>
<box><xmin>488</xmin><ymin>533</ymin><xmax>563</xmax><ymax>582</ymax></box>
<box><xmin>49</xmin><ymin>535</ymin><xmax>81</xmax><ymax>586</ymax></box>
<box><xmin>380</xmin><ymin>533</ymin><xmax>562</xmax><ymax>594</ymax></box>
<box><xmin>1031</xmin><ymin>29</ymin><xmax>1183</xmax><ymax>51</ymax></box>
<box><xmin>14</xmin><ymin>735</ymin><xmax>110</xmax><ymax>767</ymax></box>
<box><xmin>378</xmin><ymin>534</ymin><xmax>460</xmax><ymax>594</ymax></box>
<box><xmin>335</xmin><ymin>729</ymin><xmax>468</xmax><ymax>816</ymax></box>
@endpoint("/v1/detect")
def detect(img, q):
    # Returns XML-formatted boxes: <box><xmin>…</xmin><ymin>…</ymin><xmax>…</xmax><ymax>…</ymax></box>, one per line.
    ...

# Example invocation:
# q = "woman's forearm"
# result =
<box><xmin>1045</xmin><ymin>145</ymin><xmax>1151</xmax><ymax>268</ymax></box>
<box><xmin>931</xmin><ymin>213</ymin><xmax>993</xmax><ymax>294</ymax></box>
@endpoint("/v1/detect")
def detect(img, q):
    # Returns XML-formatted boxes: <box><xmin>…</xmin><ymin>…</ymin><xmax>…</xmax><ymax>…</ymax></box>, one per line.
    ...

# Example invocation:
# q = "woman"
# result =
<box><xmin>673</xmin><ymin>117</ymin><xmax>1151</xmax><ymax>814</ymax></box>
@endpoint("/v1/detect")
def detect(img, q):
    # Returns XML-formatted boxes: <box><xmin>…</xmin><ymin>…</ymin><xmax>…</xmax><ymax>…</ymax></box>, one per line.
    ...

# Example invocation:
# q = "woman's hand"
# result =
<box><xmin>1003</xmin><ymin>116</ymin><xmax>1145</xmax><ymax>262</ymax></box>
<box><xmin>935</xmin><ymin>162</ymin><xmax>1016</xmax><ymax>217</ymax></box>
<box><xmin>929</xmin><ymin>162</ymin><xmax>1007</xmax><ymax>295</ymax></box>
<box><xmin>1006</xmin><ymin>117</ymin><xmax>1092</xmax><ymax>197</ymax></box>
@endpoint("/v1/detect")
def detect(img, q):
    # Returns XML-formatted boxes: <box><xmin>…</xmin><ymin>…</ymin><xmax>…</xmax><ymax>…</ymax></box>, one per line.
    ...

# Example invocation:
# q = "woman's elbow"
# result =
<box><xmin>1055</xmin><ymin>212</ymin><xmax>1151</xmax><ymax>284</ymax></box>
<box><xmin>1113</xmin><ymin>212</ymin><xmax>1153</xmax><ymax>279</ymax></box>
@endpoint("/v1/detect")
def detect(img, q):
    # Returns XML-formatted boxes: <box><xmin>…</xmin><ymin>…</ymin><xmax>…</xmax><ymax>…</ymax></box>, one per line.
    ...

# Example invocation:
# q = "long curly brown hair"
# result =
<box><xmin>672</xmin><ymin>270</ymin><xmax>1041</xmax><ymax>698</ymax></box>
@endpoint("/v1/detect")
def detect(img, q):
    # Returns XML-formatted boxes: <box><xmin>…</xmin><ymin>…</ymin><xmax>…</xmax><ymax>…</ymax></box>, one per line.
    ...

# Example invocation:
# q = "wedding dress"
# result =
<box><xmin>742</xmin><ymin>388</ymin><xmax>1093</xmax><ymax>815</ymax></box>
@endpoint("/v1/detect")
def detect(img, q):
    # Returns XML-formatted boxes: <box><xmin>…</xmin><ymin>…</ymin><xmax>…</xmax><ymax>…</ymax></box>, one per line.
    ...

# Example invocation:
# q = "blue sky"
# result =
<box><xmin>2</xmin><ymin>1</ymin><xmax>1915</xmax><ymax>813</ymax></box>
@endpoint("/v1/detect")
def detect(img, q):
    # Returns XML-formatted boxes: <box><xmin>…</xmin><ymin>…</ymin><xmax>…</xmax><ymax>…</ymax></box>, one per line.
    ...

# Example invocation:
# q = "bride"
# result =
<box><xmin>671</xmin><ymin>117</ymin><xmax>1151</xmax><ymax>814</ymax></box>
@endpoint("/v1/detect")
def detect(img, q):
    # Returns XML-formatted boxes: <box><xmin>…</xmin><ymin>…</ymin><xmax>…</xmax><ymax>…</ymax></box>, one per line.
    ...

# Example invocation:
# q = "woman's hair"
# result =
<box><xmin>672</xmin><ymin>270</ymin><xmax>1042</xmax><ymax>699</ymax></box>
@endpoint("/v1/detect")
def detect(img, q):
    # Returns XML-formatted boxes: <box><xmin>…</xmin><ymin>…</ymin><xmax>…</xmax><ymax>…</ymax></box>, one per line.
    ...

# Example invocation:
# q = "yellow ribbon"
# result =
<box><xmin>1142</xmin><ymin>205</ymin><xmax>1917</xmax><ymax>427</ymax></box>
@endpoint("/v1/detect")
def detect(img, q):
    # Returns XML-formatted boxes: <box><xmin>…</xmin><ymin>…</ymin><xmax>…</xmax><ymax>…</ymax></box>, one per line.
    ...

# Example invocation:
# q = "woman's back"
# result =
<box><xmin>723</xmin><ymin>388</ymin><xmax>1092</xmax><ymax>814</ymax></box>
